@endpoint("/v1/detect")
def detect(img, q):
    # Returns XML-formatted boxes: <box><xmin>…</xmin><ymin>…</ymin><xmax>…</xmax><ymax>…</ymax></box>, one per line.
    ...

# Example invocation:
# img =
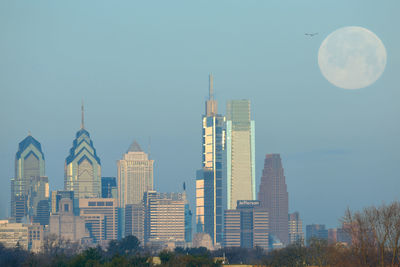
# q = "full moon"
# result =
<box><xmin>318</xmin><ymin>26</ymin><xmax>387</xmax><ymax>90</ymax></box>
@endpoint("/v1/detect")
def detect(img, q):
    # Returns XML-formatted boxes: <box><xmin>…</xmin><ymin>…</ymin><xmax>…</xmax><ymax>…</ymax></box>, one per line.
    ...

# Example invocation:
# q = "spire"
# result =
<box><xmin>209</xmin><ymin>73</ymin><xmax>214</xmax><ymax>100</ymax></box>
<box><xmin>81</xmin><ymin>100</ymin><xmax>85</xmax><ymax>129</ymax></box>
<box><xmin>28</xmin><ymin>131</ymin><xmax>31</xmax><ymax>136</ymax></box>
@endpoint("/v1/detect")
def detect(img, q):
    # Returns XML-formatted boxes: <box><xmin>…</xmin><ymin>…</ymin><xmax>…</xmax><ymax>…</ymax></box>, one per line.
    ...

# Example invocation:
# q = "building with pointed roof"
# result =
<box><xmin>64</xmin><ymin>103</ymin><xmax>101</xmax><ymax>201</ymax></box>
<box><xmin>11</xmin><ymin>134</ymin><xmax>46</xmax><ymax>222</ymax></box>
<box><xmin>117</xmin><ymin>140</ymin><xmax>153</xmax><ymax>209</ymax></box>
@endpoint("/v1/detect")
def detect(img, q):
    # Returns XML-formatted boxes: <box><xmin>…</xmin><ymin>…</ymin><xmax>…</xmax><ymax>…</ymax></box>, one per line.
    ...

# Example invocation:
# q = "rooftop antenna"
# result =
<box><xmin>81</xmin><ymin>100</ymin><xmax>85</xmax><ymax>129</ymax></box>
<box><xmin>148</xmin><ymin>136</ymin><xmax>151</xmax><ymax>159</ymax></box>
<box><xmin>209</xmin><ymin>73</ymin><xmax>214</xmax><ymax>100</ymax></box>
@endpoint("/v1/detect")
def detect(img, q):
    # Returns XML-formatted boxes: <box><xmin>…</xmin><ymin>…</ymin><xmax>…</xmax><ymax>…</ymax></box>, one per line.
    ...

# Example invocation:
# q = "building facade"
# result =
<box><xmin>101</xmin><ymin>177</ymin><xmax>117</xmax><ymax>199</ymax></box>
<box><xmin>64</xmin><ymin>104</ymin><xmax>101</xmax><ymax>200</ymax></box>
<box><xmin>306</xmin><ymin>224</ymin><xmax>328</xmax><ymax>245</ymax></box>
<box><xmin>226</xmin><ymin>99</ymin><xmax>255</xmax><ymax>210</ymax></box>
<box><xmin>49</xmin><ymin>198</ymin><xmax>88</xmax><ymax>243</ymax></box>
<box><xmin>51</xmin><ymin>190</ymin><xmax>74</xmax><ymax>214</ymax></box>
<box><xmin>27</xmin><ymin>176</ymin><xmax>49</xmax><ymax>224</ymax></box>
<box><xmin>79</xmin><ymin>198</ymin><xmax>118</xmax><ymax>244</ymax></box>
<box><xmin>125</xmin><ymin>203</ymin><xmax>144</xmax><ymax>245</ymax></box>
<box><xmin>196</xmin><ymin>74</ymin><xmax>226</xmax><ymax>245</ymax></box>
<box><xmin>258</xmin><ymin>154</ymin><xmax>289</xmax><ymax>245</ymax></box>
<box><xmin>223</xmin><ymin>200</ymin><xmax>269</xmax><ymax>250</ymax></box>
<box><xmin>117</xmin><ymin>141</ymin><xmax>153</xmax><ymax>208</ymax></box>
<box><xmin>288</xmin><ymin>212</ymin><xmax>304</xmax><ymax>244</ymax></box>
<box><xmin>144</xmin><ymin>191</ymin><xmax>185</xmax><ymax>245</ymax></box>
<box><xmin>11</xmin><ymin>135</ymin><xmax>46</xmax><ymax>222</ymax></box>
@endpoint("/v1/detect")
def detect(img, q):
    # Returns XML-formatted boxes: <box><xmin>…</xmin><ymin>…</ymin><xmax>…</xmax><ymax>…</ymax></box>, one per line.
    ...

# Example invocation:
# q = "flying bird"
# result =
<box><xmin>305</xmin><ymin>32</ymin><xmax>318</xmax><ymax>37</ymax></box>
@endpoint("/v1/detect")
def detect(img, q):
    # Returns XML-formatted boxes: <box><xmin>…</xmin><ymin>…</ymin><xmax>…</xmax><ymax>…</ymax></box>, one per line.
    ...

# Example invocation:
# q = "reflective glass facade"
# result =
<box><xmin>11</xmin><ymin>135</ymin><xmax>46</xmax><ymax>222</ymax></box>
<box><xmin>196</xmin><ymin>75</ymin><xmax>226</xmax><ymax>245</ymax></box>
<box><xmin>226</xmin><ymin>100</ymin><xmax>255</xmax><ymax>210</ymax></box>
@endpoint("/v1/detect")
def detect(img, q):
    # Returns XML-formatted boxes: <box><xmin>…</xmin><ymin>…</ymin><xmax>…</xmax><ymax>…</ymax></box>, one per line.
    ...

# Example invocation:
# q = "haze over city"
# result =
<box><xmin>1</xmin><ymin>0</ymin><xmax>399</xmax><ymax>235</ymax></box>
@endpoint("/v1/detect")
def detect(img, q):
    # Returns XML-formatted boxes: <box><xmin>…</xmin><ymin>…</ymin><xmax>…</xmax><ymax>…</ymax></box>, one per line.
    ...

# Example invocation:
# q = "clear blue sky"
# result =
<box><xmin>1</xmin><ymin>0</ymin><xmax>399</xmax><ymax>229</ymax></box>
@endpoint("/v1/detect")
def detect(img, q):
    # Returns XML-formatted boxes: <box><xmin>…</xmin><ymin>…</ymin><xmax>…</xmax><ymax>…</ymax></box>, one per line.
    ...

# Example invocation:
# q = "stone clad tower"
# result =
<box><xmin>258</xmin><ymin>154</ymin><xmax>289</xmax><ymax>245</ymax></box>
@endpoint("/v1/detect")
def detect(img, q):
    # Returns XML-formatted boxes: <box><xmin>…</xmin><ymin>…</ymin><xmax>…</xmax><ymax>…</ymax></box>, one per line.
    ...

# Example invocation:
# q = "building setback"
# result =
<box><xmin>226</xmin><ymin>99</ymin><xmax>255</xmax><ymax>210</ymax></box>
<box><xmin>64</xmin><ymin>104</ymin><xmax>101</xmax><ymax>200</ymax></box>
<box><xmin>224</xmin><ymin>200</ymin><xmax>269</xmax><ymax>250</ymax></box>
<box><xmin>258</xmin><ymin>154</ymin><xmax>289</xmax><ymax>245</ymax></box>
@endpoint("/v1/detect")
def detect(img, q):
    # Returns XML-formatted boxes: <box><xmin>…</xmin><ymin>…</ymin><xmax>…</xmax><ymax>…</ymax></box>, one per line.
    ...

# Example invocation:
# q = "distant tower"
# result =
<box><xmin>183</xmin><ymin>182</ymin><xmax>193</xmax><ymax>243</ymax></box>
<box><xmin>117</xmin><ymin>140</ymin><xmax>154</xmax><ymax>208</ymax></box>
<box><xmin>11</xmin><ymin>135</ymin><xmax>46</xmax><ymax>222</ymax></box>
<box><xmin>289</xmin><ymin>212</ymin><xmax>304</xmax><ymax>244</ymax></box>
<box><xmin>226</xmin><ymin>99</ymin><xmax>256</xmax><ymax>209</ymax></box>
<box><xmin>196</xmin><ymin>74</ymin><xmax>226</xmax><ymax>245</ymax></box>
<box><xmin>258</xmin><ymin>154</ymin><xmax>289</xmax><ymax>245</ymax></box>
<box><xmin>64</xmin><ymin>103</ymin><xmax>102</xmax><ymax>200</ymax></box>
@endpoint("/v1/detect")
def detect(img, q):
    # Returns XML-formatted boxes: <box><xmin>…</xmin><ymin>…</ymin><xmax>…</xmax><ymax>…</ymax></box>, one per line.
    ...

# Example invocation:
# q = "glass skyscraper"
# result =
<box><xmin>64</xmin><ymin>104</ymin><xmax>101</xmax><ymax>201</ymax></box>
<box><xmin>196</xmin><ymin>74</ymin><xmax>226</xmax><ymax>245</ymax></box>
<box><xmin>11</xmin><ymin>134</ymin><xmax>46</xmax><ymax>222</ymax></box>
<box><xmin>226</xmin><ymin>100</ymin><xmax>255</xmax><ymax>210</ymax></box>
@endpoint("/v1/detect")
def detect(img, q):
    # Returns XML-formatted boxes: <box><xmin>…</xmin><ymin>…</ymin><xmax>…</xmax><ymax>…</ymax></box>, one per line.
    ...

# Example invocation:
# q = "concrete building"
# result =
<box><xmin>143</xmin><ymin>191</ymin><xmax>185</xmax><ymax>245</ymax></box>
<box><xmin>0</xmin><ymin>220</ymin><xmax>43</xmax><ymax>252</ymax></box>
<box><xmin>64</xmin><ymin>104</ymin><xmax>101</xmax><ymax>200</ymax></box>
<box><xmin>49</xmin><ymin>198</ymin><xmax>88</xmax><ymax>243</ymax></box>
<box><xmin>223</xmin><ymin>200</ymin><xmax>269</xmax><ymax>250</ymax></box>
<box><xmin>11</xmin><ymin>135</ymin><xmax>46</xmax><ymax>222</ymax></box>
<box><xmin>192</xmin><ymin>233</ymin><xmax>214</xmax><ymax>250</ymax></box>
<box><xmin>125</xmin><ymin>203</ymin><xmax>144</xmax><ymax>245</ymax></box>
<box><xmin>196</xmin><ymin>74</ymin><xmax>226</xmax><ymax>245</ymax></box>
<box><xmin>79</xmin><ymin>198</ymin><xmax>118</xmax><ymax>244</ymax></box>
<box><xmin>289</xmin><ymin>212</ymin><xmax>304</xmax><ymax>244</ymax></box>
<box><xmin>306</xmin><ymin>224</ymin><xmax>328</xmax><ymax>245</ymax></box>
<box><xmin>258</xmin><ymin>154</ymin><xmax>289</xmax><ymax>246</ymax></box>
<box><xmin>226</xmin><ymin>99</ymin><xmax>255</xmax><ymax>210</ymax></box>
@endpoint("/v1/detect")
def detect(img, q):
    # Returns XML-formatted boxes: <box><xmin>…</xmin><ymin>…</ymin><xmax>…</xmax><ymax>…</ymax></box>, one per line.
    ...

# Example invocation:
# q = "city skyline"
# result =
<box><xmin>1</xmin><ymin>0</ymin><xmax>400</xmax><ymax>231</ymax></box>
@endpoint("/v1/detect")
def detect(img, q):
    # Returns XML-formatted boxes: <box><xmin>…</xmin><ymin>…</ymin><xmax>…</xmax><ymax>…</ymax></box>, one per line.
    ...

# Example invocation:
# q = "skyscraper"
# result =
<box><xmin>11</xmin><ymin>134</ymin><xmax>46</xmax><ymax>222</ymax></box>
<box><xmin>196</xmin><ymin>74</ymin><xmax>226</xmax><ymax>245</ymax></box>
<box><xmin>226</xmin><ymin>99</ymin><xmax>255</xmax><ymax>210</ymax></box>
<box><xmin>306</xmin><ymin>224</ymin><xmax>328</xmax><ymax>245</ymax></box>
<box><xmin>117</xmin><ymin>141</ymin><xmax>153</xmax><ymax>208</ymax></box>
<box><xmin>27</xmin><ymin>176</ymin><xmax>49</xmax><ymax>224</ymax></box>
<box><xmin>64</xmin><ymin>104</ymin><xmax>101</xmax><ymax>200</ymax></box>
<box><xmin>258</xmin><ymin>154</ymin><xmax>289</xmax><ymax>246</ymax></box>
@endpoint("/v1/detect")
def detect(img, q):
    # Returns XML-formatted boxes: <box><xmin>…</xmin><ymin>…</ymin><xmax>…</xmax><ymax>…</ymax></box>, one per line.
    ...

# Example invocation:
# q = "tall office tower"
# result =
<box><xmin>196</xmin><ymin>74</ymin><xmax>226</xmax><ymax>245</ymax></box>
<box><xmin>143</xmin><ymin>191</ymin><xmax>185</xmax><ymax>246</ymax></box>
<box><xmin>26</xmin><ymin>176</ymin><xmax>49</xmax><ymax>224</ymax></box>
<box><xmin>117</xmin><ymin>141</ymin><xmax>153</xmax><ymax>208</ymax></box>
<box><xmin>288</xmin><ymin>212</ymin><xmax>304</xmax><ymax>244</ymax></box>
<box><xmin>65</xmin><ymin>104</ymin><xmax>101</xmax><ymax>200</ymax></box>
<box><xmin>226</xmin><ymin>99</ymin><xmax>255</xmax><ymax>210</ymax></box>
<box><xmin>11</xmin><ymin>134</ymin><xmax>46</xmax><ymax>222</ymax></box>
<box><xmin>51</xmin><ymin>190</ymin><xmax>74</xmax><ymax>214</ymax></box>
<box><xmin>125</xmin><ymin>203</ymin><xmax>144</xmax><ymax>245</ymax></box>
<box><xmin>101</xmin><ymin>177</ymin><xmax>117</xmax><ymax>199</ymax></box>
<box><xmin>306</xmin><ymin>224</ymin><xmax>328</xmax><ymax>245</ymax></box>
<box><xmin>79</xmin><ymin>198</ymin><xmax>118</xmax><ymax>244</ymax></box>
<box><xmin>258</xmin><ymin>154</ymin><xmax>289</xmax><ymax>246</ymax></box>
<box><xmin>223</xmin><ymin>200</ymin><xmax>269</xmax><ymax>250</ymax></box>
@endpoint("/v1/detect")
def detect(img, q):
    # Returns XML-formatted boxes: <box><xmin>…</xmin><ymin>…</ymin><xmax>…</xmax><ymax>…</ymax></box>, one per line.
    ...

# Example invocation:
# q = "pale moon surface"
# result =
<box><xmin>318</xmin><ymin>26</ymin><xmax>387</xmax><ymax>90</ymax></box>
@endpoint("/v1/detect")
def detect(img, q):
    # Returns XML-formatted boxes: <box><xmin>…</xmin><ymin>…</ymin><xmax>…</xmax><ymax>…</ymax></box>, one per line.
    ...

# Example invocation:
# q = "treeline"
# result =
<box><xmin>1</xmin><ymin>201</ymin><xmax>400</xmax><ymax>267</ymax></box>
